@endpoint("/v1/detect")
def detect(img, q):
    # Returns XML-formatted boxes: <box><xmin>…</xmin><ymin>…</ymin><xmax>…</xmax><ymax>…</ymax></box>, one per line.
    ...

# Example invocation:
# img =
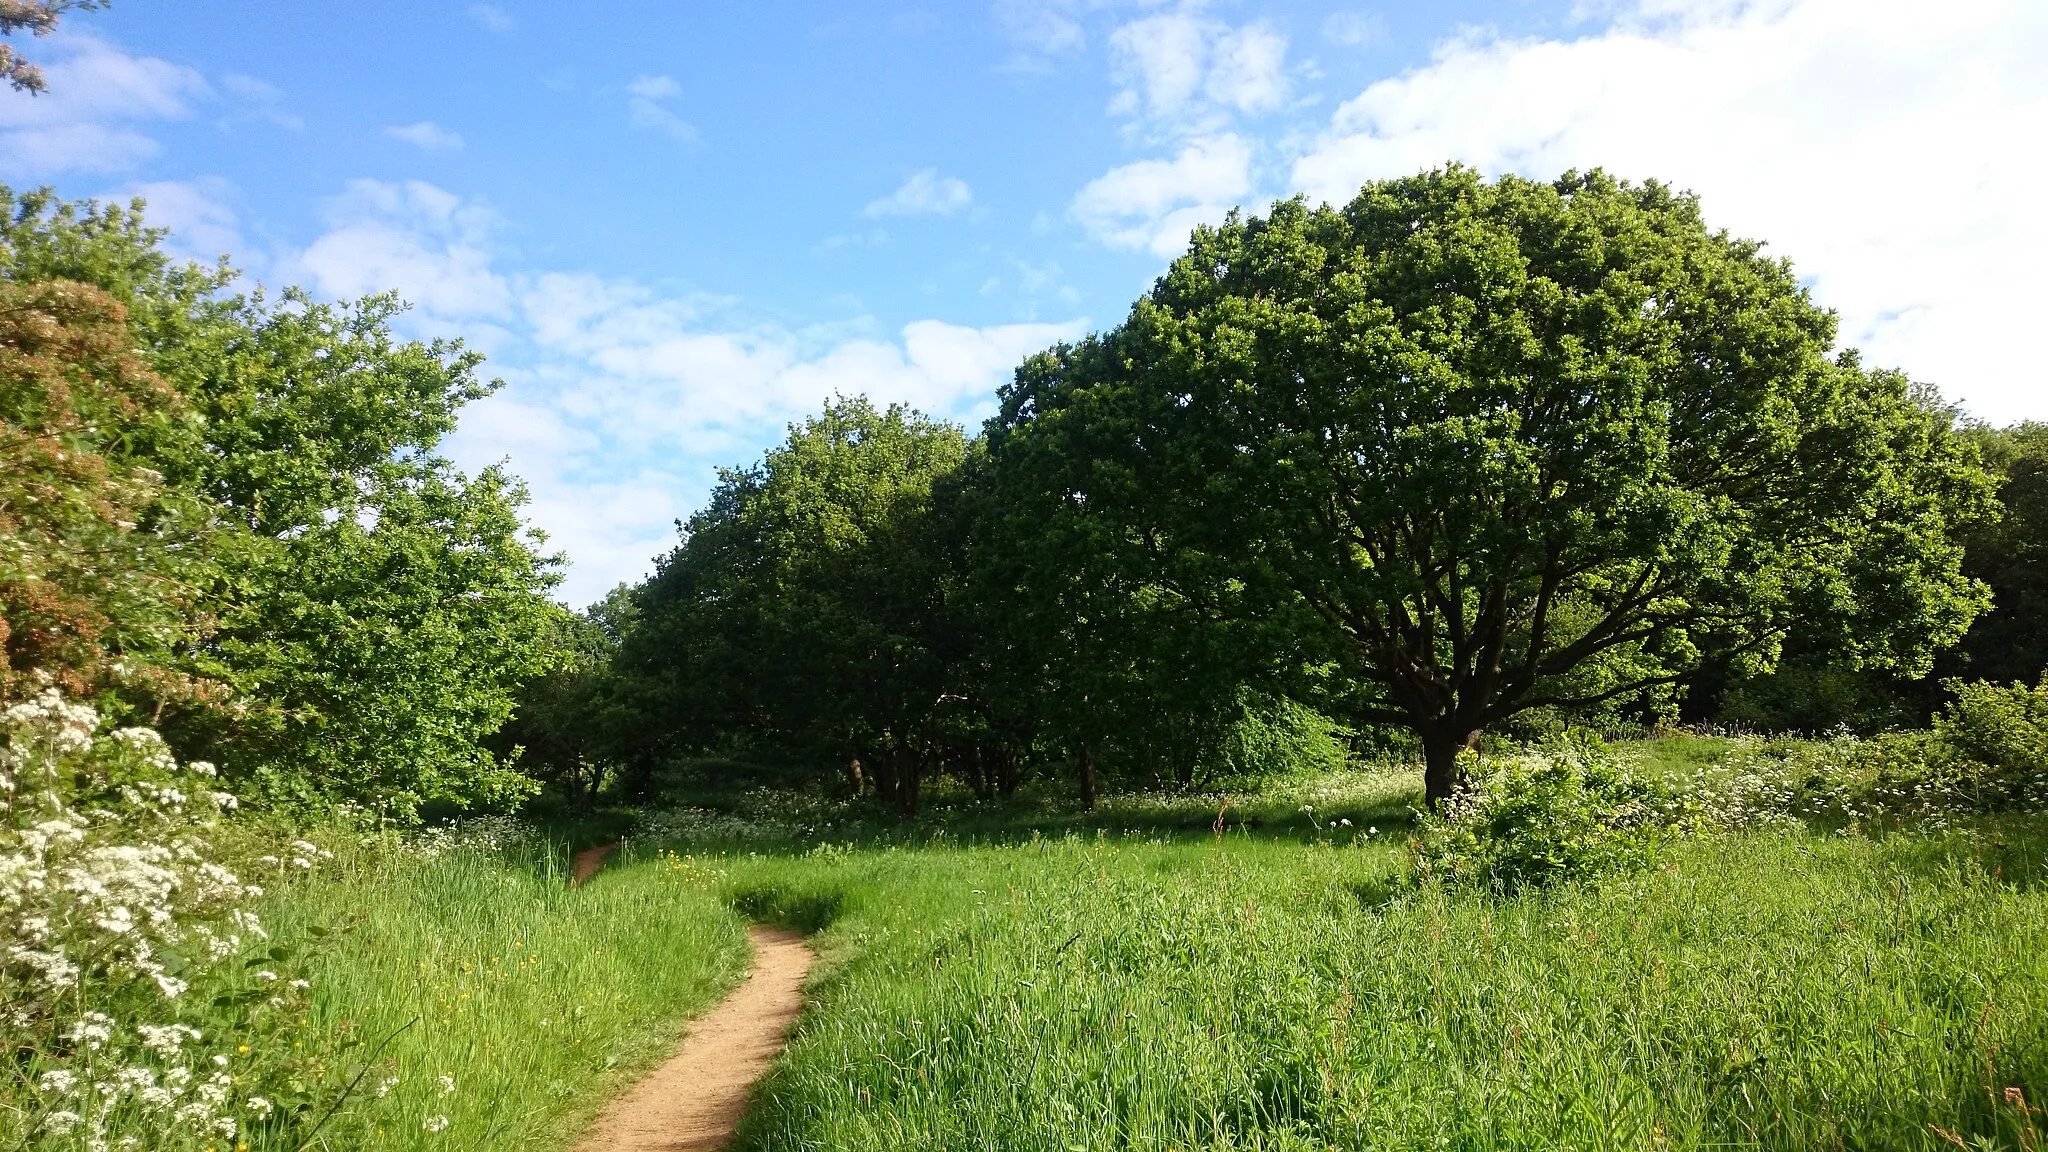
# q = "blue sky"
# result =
<box><xmin>3</xmin><ymin>0</ymin><xmax>2043</xmax><ymax>604</ymax></box>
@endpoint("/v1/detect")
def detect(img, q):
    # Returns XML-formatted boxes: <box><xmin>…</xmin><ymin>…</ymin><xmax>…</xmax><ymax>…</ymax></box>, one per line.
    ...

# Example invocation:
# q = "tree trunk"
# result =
<box><xmin>1421</xmin><ymin>726</ymin><xmax>1484</xmax><ymax>809</ymax></box>
<box><xmin>997</xmin><ymin>749</ymin><xmax>1020</xmax><ymax>801</ymax></box>
<box><xmin>1079</xmin><ymin>743</ymin><xmax>1098</xmax><ymax>812</ymax></box>
<box><xmin>871</xmin><ymin>744</ymin><xmax>897</xmax><ymax>808</ymax></box>
<box><xmin>968</xmin><ymin>745</ymin><xmax>991</xmax><ymax>801</ymax></box>
<box><xmin>892</xmin><ymin>739</ymin><xmax>920</xmax><ymax>818</ymax></box>
<box><xmin>846</xmin><ymin>755</ymin><xmax>864</xmax><ymax>798</ymax></box>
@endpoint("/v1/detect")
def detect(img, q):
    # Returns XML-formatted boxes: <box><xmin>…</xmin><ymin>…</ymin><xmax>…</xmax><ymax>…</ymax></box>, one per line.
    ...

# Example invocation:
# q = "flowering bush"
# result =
<box><xmin>1</xmin><ymin>688</ymin><xmax>327</xmax><ymax>1150</ymax></box>
<box><xmin>1410</xmin><ymin>736</ymin><xmax>1672</xmax><ymax>894</ymax></box>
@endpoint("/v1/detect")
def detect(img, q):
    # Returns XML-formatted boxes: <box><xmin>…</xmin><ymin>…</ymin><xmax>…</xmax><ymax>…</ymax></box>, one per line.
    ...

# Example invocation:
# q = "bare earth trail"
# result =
<box><xmin>569</xmin><ymin>842</ymin><xmax>620</xmax><ymax>886</ymax></box>
<box><xmin>574</xmin><ymin>925</ymin><xmax>816</xmax><ymax>1152</ymax></box>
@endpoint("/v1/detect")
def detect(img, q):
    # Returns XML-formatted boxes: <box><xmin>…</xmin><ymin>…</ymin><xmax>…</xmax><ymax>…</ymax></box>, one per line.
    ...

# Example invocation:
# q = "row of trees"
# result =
<box><xmin>1</xmin><ymin>185</ymin><xmax>563</xmax><ymax>819</ymax></box>
<box><xmin>11</xmin><ymin>166</ymin><xmax>2033</xmax><ymax>821</ymax></box>
<box><xmin>522</xmin><ymin>168</ymin><xmax>2026</xmax><ymax>813</ymax></box>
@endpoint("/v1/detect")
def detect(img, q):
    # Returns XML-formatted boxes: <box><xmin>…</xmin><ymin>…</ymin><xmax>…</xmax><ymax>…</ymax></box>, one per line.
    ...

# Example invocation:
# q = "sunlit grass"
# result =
<box><xmin>676</xmin><ymin>814</ymin><xmax>2048</xmax><ymax>1151</ymax></box>
<box><xmin>257</xmin><ymin>839</ymin><xmax>747</xmax><ymax>1150</ymax></box>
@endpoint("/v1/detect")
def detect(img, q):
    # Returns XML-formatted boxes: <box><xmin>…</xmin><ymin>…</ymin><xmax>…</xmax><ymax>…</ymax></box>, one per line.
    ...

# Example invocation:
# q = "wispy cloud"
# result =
<box><xmin>1321</xmin><ymin>12</ymin><xmax>1386</xmax><ymax>49</ymax></box>
<box><xmin>626</xmin><ymin>74</ymin><xmax>697</xmax><ymax>143</ymax></box>
<box><xmin>1108</xmin><ymin>13</ymin><xmax>1293</xmax><ymax>133</ymax></box>
<box><xmin>864</xmin><ymin>169</ymin><xmax>973</xmax><ymax>218</ymax></box>
<box><xmin>1071</xmin><ymin>134</ymin><xmax>1252</xmax><ymax>256</ymax></box>
<box><xmin>285</xmin><ymin>180</ymin><xmax>1084</xmax><ymax>604</ymax></box>
<box><xmin>467</xmin><ymin>4</ymin><xmax>514</xmax><ymax>33</ymax></box>
<box><xmin>0</xmin><ymin>35</ymin><xmax>208</xmax><ymax>176</ymax></box>
<box><xmin>117</xmin><ymin>177</ymin><xmax>245</xmax><ymax>263</ymax></box>
<box><xmin>385</xmin><ymin>120</ymin><xmax>465</xmax><ymax>150</ymax></box>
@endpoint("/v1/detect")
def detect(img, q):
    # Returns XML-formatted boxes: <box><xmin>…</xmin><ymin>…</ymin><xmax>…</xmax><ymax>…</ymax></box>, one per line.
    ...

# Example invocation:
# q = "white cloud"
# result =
<box><xmin>995</xmin><ymin>0</ymin><xmax>1087</xmax><ymax>55</ymax></box>
<box><xmin>118</xmin><ymin>178</ymin><xmax>244</xmax><ymax>262</ymax></box>
<box><xmin>290</xmin><ymin>179</ymin><xmax>514</xmax><ymax>324</ymax></box>
<box><xmin>467</xmin><ymin>4</ymin><xmax>514</xmax><ymax>32</ymax></box>
<box><xmin>1288</xmin><ymin>0</ymin><xmax>2048</xmax><ymax>424</ymax></box>
<box><xmin>291</xmin><ymin>182</ymin><xmax>1085</xmax><ymax>604</ymax></box>
<box><xmin>864</xmin><ymin>169</ymin><xmax>974</xmax><ymax>218</ymax></box>
<box><xmin>1321</xmin><ymin>12</ymin><xmax>1386</xmax><ymax>49</ymax></box>
<box><xmin>1206</xmin><ymin>24</ymin><xmax>1291</xmax><ymax>115</ymax></box>
<box><xmin>385</xmin><ymin>120</ymin><xmax>465</xmax><ymax>150</ymax></box>
<box><xmin>1108</xmin><ymin>13</ymin><xmax>1292</xmax><ymax>130</ymax></box>
<box><xmin>1071</xmin><ymin>134</ymin><xmax>1253</xmax><ymax>256</ymax></box>
<box><xmin>0</xmin><ymin>36</ymin><xmax>207</xmax><ymax>176</ymax></box>
<box><xmin>626</xmin><ymin>74</ymin><xmax>697</xmax><ymax>143</ymax></box>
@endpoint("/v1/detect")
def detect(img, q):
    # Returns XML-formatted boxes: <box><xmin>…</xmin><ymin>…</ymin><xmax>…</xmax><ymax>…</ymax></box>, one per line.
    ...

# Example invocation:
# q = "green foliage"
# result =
<box><xmin>1951</xmin><ymin>423</ymin><xmax>2048</xmax><ymax>685</ymax></box>
<box><xmin>1409</xmin><ymin>736</ymin><xmax>1671</xmax><ymax>892</ymax></box>
<box><xmin>1934</xmin><ymin>675</ymin><xmax>2048</xmax><ymax>805</ymax></box>
<box><xmin>987</xmin><ymin>166</ymin><xmax>1994</xmax><ymax>803</ymax></box>
<box><xmin>1212</xmin><ymin>692</ymin><xmax>1351</xmax><ymax>785</ymax></box>
<box><xmin>3</xmin><ymin>184</ymin><xmax>562</xmax><ymax>818</ymax></box>
<box><xmin>491</xmin><ymin>599</ymin><xmax>623</xmax><ymax>811</ymax></box>
<box><xmin>618</xmin><ymin>397</ymin><xmax>977</xmax><ymax>812</ymax></box>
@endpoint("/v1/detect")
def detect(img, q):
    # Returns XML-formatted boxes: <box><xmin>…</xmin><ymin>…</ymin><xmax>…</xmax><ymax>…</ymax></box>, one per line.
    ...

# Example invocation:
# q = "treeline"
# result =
<box><xmin>10</xmin><ymin>169</ymin><xmax>2042</xmax><ymax>824</ymax></box>
<box><xmin>1</xmin><ymin>186</ymin><xmax>562</xmax><ymax>820</ymax></box>
<box><xmin>518</xmin><ymin>169</ymin><xmax>2042</xmax><ymax>814</ymax></box>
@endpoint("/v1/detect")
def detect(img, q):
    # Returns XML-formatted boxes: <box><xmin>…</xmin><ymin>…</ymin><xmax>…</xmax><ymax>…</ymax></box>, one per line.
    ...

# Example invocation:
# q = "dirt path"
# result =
<box><xmin>569</xmin><ymin>842</ymin><xmax>619</xmax><ymax>887</ymax></box>
<box><xmin>574</xmin><ymin>926</ymin><xmax>815</xmax><ymax>1152</ymax></box>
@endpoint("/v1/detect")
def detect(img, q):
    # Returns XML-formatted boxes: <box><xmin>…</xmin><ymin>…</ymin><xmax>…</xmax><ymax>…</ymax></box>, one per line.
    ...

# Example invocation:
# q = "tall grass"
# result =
<box><xmin>697</xmin><ymin>820</ymin><xmax>2048</xmax><ymax>1150</ymax></box>
<box><xmin>260</xmin><ymin>839</ymin><xmax>747</xmax><ymax>1150</ymax></box>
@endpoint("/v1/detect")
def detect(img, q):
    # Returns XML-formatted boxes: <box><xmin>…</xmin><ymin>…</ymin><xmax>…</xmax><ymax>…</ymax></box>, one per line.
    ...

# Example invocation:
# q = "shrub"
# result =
<box><xmin>1409</xmin><ymin>735</ymin><xmax>1670</xmax><ymax>893</ymax></box>
<box><xmin>1933</xmin><ymin>676</ymin><xmax>2048</xmax><ymax>807</ymax></box>
<box><xmin>1</xmin><ymin>687</ymin><xmax>327</xmax><ymax>1150</ymax></box>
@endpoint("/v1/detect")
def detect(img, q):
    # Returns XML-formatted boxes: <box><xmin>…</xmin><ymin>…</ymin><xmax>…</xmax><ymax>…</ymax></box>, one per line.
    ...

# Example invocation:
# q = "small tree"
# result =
<box><xmin>991</xmin><ymin>168</ymin><xmax>1993</xmax><ymax>805</ymax></box>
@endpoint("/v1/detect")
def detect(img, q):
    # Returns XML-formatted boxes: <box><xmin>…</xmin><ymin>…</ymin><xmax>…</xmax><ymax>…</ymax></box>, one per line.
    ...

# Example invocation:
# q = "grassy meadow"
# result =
<box><xmin>710</xmin><ymin>817</ymin><xmax>2048</xmax><ymax>1150</ymax></box>
<box><xmin>211</xmin><ymin>736</ymin><xmax>2048</xmax><ymax>1152</ymax></box>
<box><xmin>255</xmin><ymin>835</ymin><xmax>749</xmax><ymax>1150</ymax></box>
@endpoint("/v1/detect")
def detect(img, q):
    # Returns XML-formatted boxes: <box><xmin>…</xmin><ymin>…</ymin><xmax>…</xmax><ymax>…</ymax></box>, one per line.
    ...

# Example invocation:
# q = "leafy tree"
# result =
<box><xmin>619</xmin><ymin>397</ymin><xmax>968</xmax><ymax>813</ymax></box>
<box><xmin>0</xmin><ymin>276</ymin><xmax>205</xmax><ymax>702</ymax></box>
<box><xmin>490</xmin><ymin>600</ymin><xmax>620</xmax><ymax>812</ymax></box>
<box><xmin>1951</xmin><ymin>423</ymin><xmax>2048</xmax><ymax>685</ymax></box>
<box><xmin>989</xmin><ymin>167</ymin><xmax>1993</xmax><ymax>804</ymax></box>
<box><xmin>3</xmin><ymin>184</ymin><xmax>562</xmax><ymax>818</ymax></box>
<box><xmin>1</xmin><ymin>0</ymin><xmax>104</xmax><ymax>95</ymax></box>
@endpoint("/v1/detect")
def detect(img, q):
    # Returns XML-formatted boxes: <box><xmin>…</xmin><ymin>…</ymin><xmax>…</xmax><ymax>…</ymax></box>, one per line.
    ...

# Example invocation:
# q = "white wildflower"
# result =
<box><xmin>424</xmin><ymin>1114</ymin><xmax>451</xmax><ymax>1133</ymax></box>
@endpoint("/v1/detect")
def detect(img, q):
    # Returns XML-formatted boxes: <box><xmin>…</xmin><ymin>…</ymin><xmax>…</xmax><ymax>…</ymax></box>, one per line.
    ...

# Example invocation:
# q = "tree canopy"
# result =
<box><xmin>1</xmin><ymin>184</ymin><xmax>562</xmax><ymax>819</ymax></box>
<box><xmin>985</xmin><ymin>167</ymin><xmax>1992</xmax><ymax>802</ymax></box>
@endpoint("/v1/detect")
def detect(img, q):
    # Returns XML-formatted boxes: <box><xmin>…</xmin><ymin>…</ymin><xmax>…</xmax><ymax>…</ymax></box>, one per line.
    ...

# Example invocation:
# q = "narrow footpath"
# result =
<box><xmin>574</xmin><ymin>925</ymin><xmax>816</xmax><ymax>1152</ymax></box>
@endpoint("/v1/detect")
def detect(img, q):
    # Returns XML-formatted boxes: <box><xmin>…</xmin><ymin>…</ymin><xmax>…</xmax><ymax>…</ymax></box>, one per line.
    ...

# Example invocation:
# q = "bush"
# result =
<box><xmin>1934</xmin><ymin>676</ymin><xmax>2048</xmax><ymax>807</ymax></box>
<box><xmin>1409</xmin><ymin>735</ymin><xmax>1671</xmax><ymax>893</ymax></box>
<box><xmin>1</xmin><ymin>688</ymin><xmax>329</xmax><ymax>1150</ymax></box>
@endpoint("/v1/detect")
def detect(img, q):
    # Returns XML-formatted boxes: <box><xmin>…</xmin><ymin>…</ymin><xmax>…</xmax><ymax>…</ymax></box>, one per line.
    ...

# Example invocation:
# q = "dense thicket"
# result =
<box><xmin>0</xmin><ymin>186</ymin><xmax>561</xmax><ymax>818</ymax></box>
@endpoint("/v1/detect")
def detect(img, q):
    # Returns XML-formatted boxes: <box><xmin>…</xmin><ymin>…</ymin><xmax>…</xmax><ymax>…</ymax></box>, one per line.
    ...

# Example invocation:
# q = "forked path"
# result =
<box><xmin>575</xmin><ymin>926</ymin><xmax>815</xmax><ymax>1152</ymax></box>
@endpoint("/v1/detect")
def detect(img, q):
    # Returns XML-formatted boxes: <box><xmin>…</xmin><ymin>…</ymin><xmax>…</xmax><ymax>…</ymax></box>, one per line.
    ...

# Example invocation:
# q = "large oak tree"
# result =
<box><xmin>989</xmin><ymin>167</ymin><xmax>1993</xmax><ymax>804</ymax></box>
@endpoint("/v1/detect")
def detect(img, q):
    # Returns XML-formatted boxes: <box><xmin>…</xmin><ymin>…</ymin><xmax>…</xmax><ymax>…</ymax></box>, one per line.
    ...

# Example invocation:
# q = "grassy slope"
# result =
<box><xmin>261</xmin><ymin>841</ymin><xmax>748</xmax><ymax>1150</ymax></box>
<box><xmin>687</xmin><ymin>803</ymin><xmax>2048</xmax><ymax>1150</ymax></box>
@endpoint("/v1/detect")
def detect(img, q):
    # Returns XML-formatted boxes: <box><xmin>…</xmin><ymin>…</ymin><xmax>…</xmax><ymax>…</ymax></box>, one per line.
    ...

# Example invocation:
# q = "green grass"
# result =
<box><xmin>260</xmin><ymin>837</ymin><xmax>748</xmax><ymax>1150</ymax></box>
<box><xmin>235</xmin><ymin>749</ymin><xmax>2048</xmax><ymax>1151</ymax></box>
<box><xmin>667</xmin><ymin>810</ymin><xmax>2048</xmax><ymax>1151</ymax></box>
